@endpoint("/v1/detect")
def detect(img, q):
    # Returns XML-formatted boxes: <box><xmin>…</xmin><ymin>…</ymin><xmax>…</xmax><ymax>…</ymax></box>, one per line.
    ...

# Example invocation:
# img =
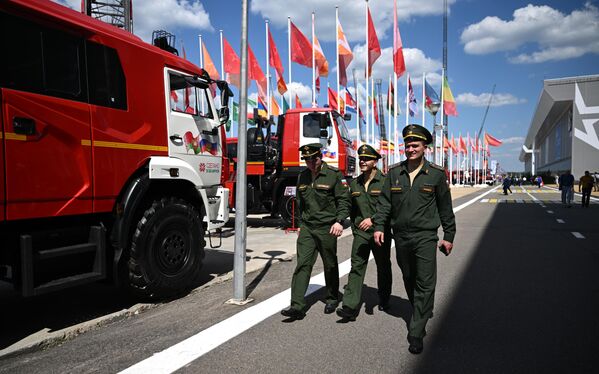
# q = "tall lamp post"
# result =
<box><xmin>428</xmin><ymin>102</ymin><xmax>440</xmax><ymax>164</ymax></box>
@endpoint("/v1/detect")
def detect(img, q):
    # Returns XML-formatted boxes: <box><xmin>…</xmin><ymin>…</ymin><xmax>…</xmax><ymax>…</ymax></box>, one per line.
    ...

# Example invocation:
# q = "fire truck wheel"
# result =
<box><xmin>129</xmin><ymin>197</ymin><xmax>205</xmax><ymax>299</ymax></box>
<box><xmin>278</xmin><ymin>195</ymin><xmax>299</xmax><ymax>228</ymax></box>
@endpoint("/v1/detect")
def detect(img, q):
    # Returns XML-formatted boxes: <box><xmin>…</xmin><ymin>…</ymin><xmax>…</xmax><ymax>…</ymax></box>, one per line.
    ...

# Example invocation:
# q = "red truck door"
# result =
<box><xmin>1</xmin><ymin>13</ymin><xmax>93</xmax><ymax>220</ymax></box>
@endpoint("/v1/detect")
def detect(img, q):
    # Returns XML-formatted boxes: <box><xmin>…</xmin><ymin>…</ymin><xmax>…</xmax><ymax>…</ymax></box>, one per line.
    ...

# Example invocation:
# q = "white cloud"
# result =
<box><xmin>250</xmin><ymin>0</ymin><xmax>455</xmax><ymax>43</ymax></box>
<box><xmin>501</xmin><ymin>136</ymin><xmax>525</xmax><ymax>144</ymax></box>
<box><xmin>461</xmin><ymin>3</ymin><xmax>599</xmax><ymax>63</ymax></box>
<box><xmin>455</xmin><ymin>92</ymin><xmax>526</xmax><ymax>107</ymax></box>
<box><xmin>286</xmin><ymin>81</ymin><xmax>313</xmax><ymax>105</ymax></box>
<box><xmin>53</xmin><ymin>0</ymin><xmax>213</xmax><ymax>43</ymax></box>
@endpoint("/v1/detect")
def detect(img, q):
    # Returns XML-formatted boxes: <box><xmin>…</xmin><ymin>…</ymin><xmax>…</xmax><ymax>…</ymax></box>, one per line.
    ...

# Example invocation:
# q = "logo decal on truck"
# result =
<box><xmin>184</xmin><ymin>131</ymin><xmax>218</xmax><ymax>155</ymax></box>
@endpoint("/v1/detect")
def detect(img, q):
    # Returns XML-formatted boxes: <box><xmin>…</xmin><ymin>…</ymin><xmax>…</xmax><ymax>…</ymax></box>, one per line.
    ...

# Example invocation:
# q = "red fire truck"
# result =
<box><xmin>0</xmin><ymin>0</ymin><xmax>232</xmax><ymax>298</ymax></box>
<box><xmin>226</xmin><ymin>107</ymin><xmax>356</xmax><ymax>225</ymax></box>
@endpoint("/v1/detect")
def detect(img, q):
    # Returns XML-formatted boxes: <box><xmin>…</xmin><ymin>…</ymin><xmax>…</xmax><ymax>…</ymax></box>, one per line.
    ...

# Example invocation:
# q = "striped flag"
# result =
<box><xmin>442</xmin><ymin>76</ymin><xmax>458</xmax><ymax>116</ymax></box>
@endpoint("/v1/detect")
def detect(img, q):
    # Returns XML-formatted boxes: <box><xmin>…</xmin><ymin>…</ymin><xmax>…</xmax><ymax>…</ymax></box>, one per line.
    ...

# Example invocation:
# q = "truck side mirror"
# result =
<box><xmin>218</xmin><ymin>107</ymin><xmax>230</xmax><ymax>125</ymax></box>
<box><xmin>320</xmin><ymin>129</ymin><xmax>328</xmax><ymax>138</ymax></box>
<box><xmin>343</xmin><ymin>113</ymin><xmax>352</xmax><ymax>121</ymax></box>
<box><xmin>216</xmin><ymin>80</ymin><xmax>234</xmax><ymax>108</ymax></box>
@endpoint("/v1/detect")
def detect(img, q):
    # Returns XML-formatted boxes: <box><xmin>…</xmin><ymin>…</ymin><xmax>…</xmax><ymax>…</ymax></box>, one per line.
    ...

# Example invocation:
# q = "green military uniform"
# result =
<box><xmin>340</xmin><ymin>145</ymin><xmax>392</xmax><ymax>313</ymax></box>
<box><xmin>290</xmin><ymin>144</ymin><xmax>351</xmax><ymax>312</ymax></box>
<box><xmin>374</xmin><ymin>126</ymin><xmax>456</xmax><ymax>340</ymax></box>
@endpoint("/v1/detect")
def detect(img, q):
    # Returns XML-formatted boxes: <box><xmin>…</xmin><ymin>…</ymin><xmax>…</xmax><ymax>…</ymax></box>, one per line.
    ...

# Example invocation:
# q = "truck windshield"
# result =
<box><xmin>169</xmin><ymin>74</ymin><xmax>213</xmax><ymax>118</ymax></box>
<box><xmin>334</xmin><ymin>115</ymin><xmax>352</xmax><ymax>143</ymax></box>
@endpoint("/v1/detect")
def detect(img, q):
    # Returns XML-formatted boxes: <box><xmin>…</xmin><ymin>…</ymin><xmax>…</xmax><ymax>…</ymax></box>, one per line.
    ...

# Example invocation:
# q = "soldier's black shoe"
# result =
<box><xmin>378</xmin><ymin>299</ymin><xmax>390</xmax><ymax>311</ymax></box>
<box><xmin>336</xmin><ymin>306</ymin><xmax>358</xmax><ymax>320</ymax></box>
<box><xmin>324</xmin><ymin>302</ymin><xmax>339</xmax><ymax>314</ymax></box>
<box><xmin>407</xmin><ymin>335</ymin><xmax>424</xmax><ymax>354</ymax></box>
<box><xmin>280</xmin><ymin>307</ymin><xmax>305</xmax><ymax>320</ymax></box>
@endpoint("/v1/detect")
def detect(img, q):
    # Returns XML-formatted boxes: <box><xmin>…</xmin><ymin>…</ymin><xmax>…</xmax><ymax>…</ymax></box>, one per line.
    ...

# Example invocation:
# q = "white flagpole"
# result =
<box><xmin>311</xmin><ymin>12</ymin><xmax>316</xmax><ymax>107</ymax></box>
<box><xmin>422</xmin><ymin>72</ymin><xmax>426</xmax><ymax>129</ymax></box>
<box><xmin>365</xmin><ymin>1</ymin><xmax>370</xmax><ymax>141</ymax></box>
<box><xmin>405</xmin><ymin>74</ymin><xmax>409</xmax><ymax>128</ymax></box>
<box><xmin>440</xmin><ymin>69</ymin><xmax>445</xmax><ymax>166</ymax></box>
<box><xmin>457</xmin><ymin>133</ymin><xmax>461</xmax><ymax>185</ymax></box>
<box><xmin>287</xmin><ymin>17</ymin><xmax>293</xmax><ymax>109</ymax></box>
<box><xmin>449</xmin><ymin>138</ymin><xmax>453</xmax><ymax>184</ymax></box>
<box><xmin>371</xmin><ymin>76</ymin><xmax>375</xmax><ymax>145</ymax></box>
<box><xmin>356</xmin><ymin>78</ymin><xmax>361</xmax><ymax>148</ymax></box>
<box><xmin>394</xmin><ymin>72</ymin><xmax>398</xmax><ymax>164</ymax></box>
<box><xmin>387</xmin><ymin>75</ymin><xmax>391</xmax><ymax>167</ymax></box>
<box><xmin>336</xmin><ymin>7</ymin><xmax>340</xmax><ymax>113</ymax></box>
<box><xmin>198</xmin><ymin>35</ymin><xmax>205</xmax><ymax>115</ymax></box>
<box><xmin>265</xmin><ymin>20</ymin><xmax>270</xmax><ymax>117</ymax></box>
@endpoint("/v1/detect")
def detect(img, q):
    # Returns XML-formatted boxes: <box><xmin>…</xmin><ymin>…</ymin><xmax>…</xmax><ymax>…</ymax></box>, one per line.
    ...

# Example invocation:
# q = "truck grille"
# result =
<box><xmin>347</xmin><ymin>156</ymin><xmax>356</xmax><ymax>174</ymax></box>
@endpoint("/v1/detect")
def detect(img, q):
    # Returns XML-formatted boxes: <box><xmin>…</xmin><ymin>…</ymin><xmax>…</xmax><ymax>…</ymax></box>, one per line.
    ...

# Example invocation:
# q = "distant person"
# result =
<box><xmin>559</xmin><ymin>170</ymin><xmax>575</xmax><ymax>207</ymax></box>
<box><xmin>536</xmin><ymin>175</ymin><xmax>543</xmax><ymax>188</ymax></box>
<box><xmin>594</xmin><ymin>172</ymin><xmax>599</xmax><ymax>192</ymax></box>
<box><xmin>502</xmin><ymin>175</ymin><xmax>512</xmax><ymax>195</ymax></box>
<box><xmin>579</xmin><ymin>171</ymin><xmax>594</xmax><ymax>208</ymax></box>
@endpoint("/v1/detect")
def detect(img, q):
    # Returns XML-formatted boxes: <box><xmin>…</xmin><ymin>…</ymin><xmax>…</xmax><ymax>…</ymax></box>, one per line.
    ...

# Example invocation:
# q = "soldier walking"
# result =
<box><xmin>579</xmin><ymin>170</ymin><xmax>594</xmax><ymax>208</ymax></box>
<box><xmin>374</xmin><ymin>125</ymin><xmax>456</xmax><ymax>354</ymax></box>
<box><xmin>281</xmin><ymin>143</ymin><xmax>351</xmax><ymax>320</ymax></box>
<box><xmin>336</xmin><ymin>144</ymin><xmax>392</xmax><ymax>321</ymax></box>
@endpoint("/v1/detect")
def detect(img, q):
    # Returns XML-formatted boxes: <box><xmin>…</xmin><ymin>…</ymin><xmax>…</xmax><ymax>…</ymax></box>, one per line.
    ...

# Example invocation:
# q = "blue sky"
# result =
<box><xmin>57</xmin><ymin>0</ymin><xmax>599</xmax><ymax>171</ymax></box>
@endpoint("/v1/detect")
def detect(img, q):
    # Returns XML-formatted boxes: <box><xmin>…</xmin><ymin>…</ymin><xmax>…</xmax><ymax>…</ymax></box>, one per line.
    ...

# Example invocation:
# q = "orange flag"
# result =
<box><xmin>313</xmin><ymin>34</ymin><xmax>329</xmax><ymax>78</ymax></box>
<box><xmin>268</xmin><ymin>30</ymin><xmax>287</xmax><ymax>95</ymax></box>
<box><xmin>295</xmin><ymin>94</ymin><xmax>303</xmax><ymax>108</ymax></box>
<box><xmin>248</xmin><ymin>44</ymin><xmax>267</xmax><ymax>99</ymax></box>
<box><xmin>202</xmin><ymin>43</ymin><xmax>219</xmax><ymax>80</ymax></box>
<box><xmin>337</xmin><ymin>17</ymin><xmax>353</xmax><ymax>87</ymax></box>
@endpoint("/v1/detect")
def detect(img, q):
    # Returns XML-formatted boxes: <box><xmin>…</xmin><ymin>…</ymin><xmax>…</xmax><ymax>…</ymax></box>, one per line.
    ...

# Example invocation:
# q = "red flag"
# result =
<box><xmin>295</xmin><ymin>94</ymin><xmax>303</xmax><ymax>108</ymax></box>
<box><xmin>313</xmin><ymin>34</ymin><xmax>329</xmax><ymax>78</ymax></box>
<box><xmin>459</xmin><ymin>135</ymin><xmax>467</xmax><ymax>154</ymax></box>
<box><xmin>268</xmin><ymin>30</ymin><xmax>288</xmax><ymax>95</ymax></box>
<box><xmin>328</xmin><ymin>87</ymin><xmax>338</xmax><ymax>111</ymax></box>
<box><xmin>393</xmin><ymin>0</ymin><xmax>406</xmax><ymax>77</ymax></box>
<box><xmin>223</xmin><ymin>37</ymin><xmax>240</xmax><ymax>87</ymax></box>
<box><xmin>387</xmin><ymin>81</ymin><xmax>394</xmax><ymax>115</ymax></box>
<box><xmin>443</xmin><ymin>136</ymin><xmax>450</xmax><ymax>151</ymax></box>
<box><xmin>449</xmin><ymin>135</ymin><xmax>458</xmax><ymax>153</ymax></box>
<box><xmin>367</xmin><ymin>7</ymin><xmax>381</xmax><ymax>77</ymax></box>
<box><xmin>484</xmin><ymin>132</ymin><xmax>503</xmax><ymax>147</ymax></box>
<box><xmin>337</xmin><ymin>17</ymin><xmax>353</xmax><ymax>87</ymax></box>
<box><xmin>290</xmin><ymin>21</ymin><xmax>312</xmax><ymax>68</ymax></box>
<box><xmin>315</xmin><ymin>76</ymin><xmax>321</xmax><ymax>94</ymax></box>
<box><xmin>248</xmin><ymin>44</ymin><xmax>267</xmax><ymax>99</ymax></box>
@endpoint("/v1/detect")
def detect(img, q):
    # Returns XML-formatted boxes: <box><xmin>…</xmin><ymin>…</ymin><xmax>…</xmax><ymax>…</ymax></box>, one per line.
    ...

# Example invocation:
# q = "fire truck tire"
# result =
<box><xmin>128</xmin><ymin>197</ymin><xmax>205</xmax><ymax>299</ymax></box>
<box><xmin>278</xmin><ymin>195</ymin><xmax>299</xmax><ymax>228</ymax></box>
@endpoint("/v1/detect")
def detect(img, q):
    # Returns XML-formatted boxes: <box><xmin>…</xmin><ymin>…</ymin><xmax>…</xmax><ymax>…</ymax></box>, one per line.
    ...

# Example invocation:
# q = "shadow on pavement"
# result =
<box><xmin>411</xmin><ymin>201</ymin><xmax>599</xmax><ymax>373</ymax></box>
<box><xmin>0</xmin><ymin>248</ymin><xmax>235</xmax><ymax>353</ymax></box>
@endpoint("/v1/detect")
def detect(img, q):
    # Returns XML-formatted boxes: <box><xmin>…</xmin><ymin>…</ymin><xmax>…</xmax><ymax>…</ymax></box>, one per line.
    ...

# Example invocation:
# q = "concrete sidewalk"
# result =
<box><xmin>0</xmin><ymin>186</ymin><xmax>482</xmax><ymax>359</ymax></box>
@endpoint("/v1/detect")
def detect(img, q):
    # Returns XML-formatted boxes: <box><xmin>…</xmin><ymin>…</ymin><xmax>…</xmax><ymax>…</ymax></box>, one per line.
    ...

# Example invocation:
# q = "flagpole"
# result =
<box><xmin>457</xmin><ymin>133</ymin><xmax>461</xmax><ymax>184</ymax></box>
<box><xmin>393</xmin><ymin>72</ymin><xmax>398</xmax><ymax>164</ymax></box>
<box><xmin>336</xmin><ymin>6</ymin><xmax>340</xmax><ymax>113</ymax></box>
<box><xmin>198</xmin><ymin>35</ymin><xmax>205</xmax><ymax>115</ymax></box>
<box><xmin>311</xmin><ymin>12</ymin><xmax>316</xmax><ymax>107</ymax></box>
<box><xmin>422</xmin><ymin>72</ymin><xmax>426</xmax><ymax>129</ymax></box>
<box><xmin>405</xmin><ymin>74</ymin><xmax>409</xmax><ymax>128</ymax></box>
<box><xmin>287</xmin><ymin>17</ymin><xmax>293</xmax><ymax>109</ymax></box>
<box><xmin>371</xmin><ymin>76</ymin><xmax>375</xmax><ymax>145</ymax></box>
<box><xmin>365</xmin><ymin>0</ymin><xmax>370</xmax><ymax>141</ymax></box>
<box><xmin>352</xmin><ymin>69</ymin><xmax>360</xmax><ymax>150</ymax></box>
<box><xmin>387</xmin><ymin>74</ymin><xmax>391</xmax><ymax>170</ymax></box>
<box><xmin>440</xmin><ymin>69</ymin><xmax>445</xmax><ymax>166</ymax></box>
<box><xmin>265</xmin><ymin>20</ymin><xmax>270</xmax><ymax>117</ymax></box>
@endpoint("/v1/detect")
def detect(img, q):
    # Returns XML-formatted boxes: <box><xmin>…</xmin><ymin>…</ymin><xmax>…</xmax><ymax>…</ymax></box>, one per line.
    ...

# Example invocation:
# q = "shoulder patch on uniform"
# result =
<box><xmin>429</xmin><ymin>163</ymin><xmax>445</xmax><ymax>171</ymax></box>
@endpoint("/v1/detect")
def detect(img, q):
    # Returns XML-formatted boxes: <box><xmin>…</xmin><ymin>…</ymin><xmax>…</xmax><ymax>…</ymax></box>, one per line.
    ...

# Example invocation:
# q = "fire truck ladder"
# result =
<box><xmin>84</xmin><ymin>0</ymin><xmax>133</xmax><ymax>32</ymax></box>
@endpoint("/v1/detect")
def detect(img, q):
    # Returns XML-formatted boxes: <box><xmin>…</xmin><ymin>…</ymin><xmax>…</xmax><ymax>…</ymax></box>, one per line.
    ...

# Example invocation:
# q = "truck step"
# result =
<box><xmin>20</xmin><ymin>226</ymin><xmax>107</xmax><ymax>297</ymax></box>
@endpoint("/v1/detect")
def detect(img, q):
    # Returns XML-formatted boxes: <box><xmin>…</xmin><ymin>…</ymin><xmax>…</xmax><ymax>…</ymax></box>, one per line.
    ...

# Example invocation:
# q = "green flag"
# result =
<box><xmin>282</xmin><ymin>96</ymin><xmax>290</xmax><ymax>113</ymax></box>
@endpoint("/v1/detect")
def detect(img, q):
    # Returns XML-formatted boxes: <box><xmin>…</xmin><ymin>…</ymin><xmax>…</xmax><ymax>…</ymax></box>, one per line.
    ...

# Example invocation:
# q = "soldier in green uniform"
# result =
<box><xmin>373</xmin><ymin>125</ymin><xmax>456</xmax><ymax>354</ymax></box>
<box><xmin>281</xmin><ymin>143</ymin><xmax>351</xmax><ymax>320</ymax></box>
<box><xmin>336</xmin><ymin>144</ymin><xmax>392</xmax><ymax>321</ymax></box>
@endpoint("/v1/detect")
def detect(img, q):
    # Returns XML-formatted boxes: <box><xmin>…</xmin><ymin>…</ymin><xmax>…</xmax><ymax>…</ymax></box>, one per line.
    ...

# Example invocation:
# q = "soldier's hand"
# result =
<box><xmin>330</xmin><ymin>222</ymin><xmax>343</xmax><ymax>237</ymax></box>
<box><xmin>438</xmin><ymin>240</ymin><xmax>453</xmax><ymax>256</ymax></box>
<box><xmin>358</xmin><ymin>218</ymin><xmax>373</xmax><ymax>231</ymax></box>
<box><xmin>374</xmin><ymin>231</ymin><xmax>384</xmax><ymax>246</ymax></box>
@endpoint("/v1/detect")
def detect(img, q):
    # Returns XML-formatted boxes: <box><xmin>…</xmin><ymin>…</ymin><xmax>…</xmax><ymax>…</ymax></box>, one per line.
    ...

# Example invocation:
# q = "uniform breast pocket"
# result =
<box><xmin>419</xmin><ymin>184</ymin><xmax>436</xmax><ymax>202</ymax></box>
<box><xmin>315</xmin><ymin>184</ymin><xmax>333</xmax><ymax>206</ymax></box>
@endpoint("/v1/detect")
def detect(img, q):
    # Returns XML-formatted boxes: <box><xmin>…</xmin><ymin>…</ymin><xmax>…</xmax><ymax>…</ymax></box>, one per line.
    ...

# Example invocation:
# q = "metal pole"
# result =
<box><xmin>265</xmin><ymin>20</ymin><xmax>270</xmax><ymax>117</ymax></box>
<box><xmin>422</xmin><ymin>73</ymin><xmax>426</xmax><ymax>129</ymax></box>
<box><xmin>311</xmin><ymin>12</ymin><xmax>316</xmax><ymax>107</ymax></box>
<box><xmin>365</xmin><ymin>1</ymin><xmax>369</xmax><ymax>140</ymax></box>
<box><xmin>230</xmin><ymin>0</ymin><xmax>251</xmax><ymax>304</ymax></box>
<box><xmin>336</xmin><ymin>7</ymin><xmax>340</xmax><ymax>113</ymax></box>
<box><xmin>442</xmin><ymin>0</ymin><xmax>449</xmax><ymax>169</ymax></box>
<box><xmin>352</xmin><ymin>69</ymin><xmax>360</xmax><ymax>150</ymax></box>
<box><xmin>288</xmin><ymin>17</ymin><xmax>293</xmax><ymax>109</ymax></box>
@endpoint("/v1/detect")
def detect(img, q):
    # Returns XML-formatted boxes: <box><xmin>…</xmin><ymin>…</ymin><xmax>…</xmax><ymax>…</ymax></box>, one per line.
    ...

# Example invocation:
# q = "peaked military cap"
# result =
<box><xmin>358</xmin><ymin>144</ymin><xmax>381</xmax><ymax>159</ymax></box>
<box><xmin>299</xmin><ymin>143</ymin><xmax>323</xmax><ymax>160</ymax></box>
<box><xmin>403</xmin><ymin>124</ymin><xmax>432</xmax><ymax>145</ymax></box>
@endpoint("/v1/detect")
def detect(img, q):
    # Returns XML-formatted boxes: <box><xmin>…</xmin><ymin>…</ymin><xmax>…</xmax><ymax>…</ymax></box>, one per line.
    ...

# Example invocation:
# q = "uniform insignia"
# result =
<box><xmin>420</xmin><ymin>185</ymin><xmax>435</xmax><ymax>193</ymax></box>
<box><xmin>370</xmin><ymin>190</ymin><xmax>381</xmax><ymax>196</ymax></box>
<box><xmin>298</xmin><ymin>184</ymin><xmax>308</xmax><ymax>191</ymax></box>
<box><xmin>391</xmin><ymin>186</ymin><xmax>403</xmax><ymax>193</ymax></box>
<box><xmin>341</xmin><ymin>178</ymin><xmax>348</xmax><ymax>187</ymax></box>
<box><xmin>316</xmin><ymin>184</ymin><xmax>331</xmax><ymax>190</ymax></box>
<box><xmin>351</xmin><ymin>191</ymin><xmax>361</xmax><ymax>197</ymax></box>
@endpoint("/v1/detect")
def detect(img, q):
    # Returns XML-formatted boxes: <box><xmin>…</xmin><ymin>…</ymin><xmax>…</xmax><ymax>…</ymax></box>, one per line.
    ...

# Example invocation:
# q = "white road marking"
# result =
<box><xmin>556</xmin><ymin>219</ymin><xmax>565</xmax><ymax>224</ymax></box>
<box><xmin>480</xmin><ymin>199</ymin><xmax>489</xmax><ymax>203</ymax></box>
<box><xmin>119</xmin><ymin>186</ymin><xmax>500</xmax><ymax>374</ymax></box>
<box><xmin>516</xmin><ymin>199</ymin><xmax>524</xmax><ymax>203</ymax></box>
<box><xmin>547</xmin><ymin>210</ymin><xmax>554</xmax><ymax>214</ymax></box>
<box><xmin>572</xmin><ymin>232</ymin><xmax>585</xmax><ymax>239</ymax></box>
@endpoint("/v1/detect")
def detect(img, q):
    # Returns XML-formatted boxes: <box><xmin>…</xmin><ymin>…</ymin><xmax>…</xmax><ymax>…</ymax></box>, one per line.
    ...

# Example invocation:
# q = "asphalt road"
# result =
<box><xmin>1</xmin><ymin>186</ymin><xmax>598</xmax><ymax>373</ymax></box>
